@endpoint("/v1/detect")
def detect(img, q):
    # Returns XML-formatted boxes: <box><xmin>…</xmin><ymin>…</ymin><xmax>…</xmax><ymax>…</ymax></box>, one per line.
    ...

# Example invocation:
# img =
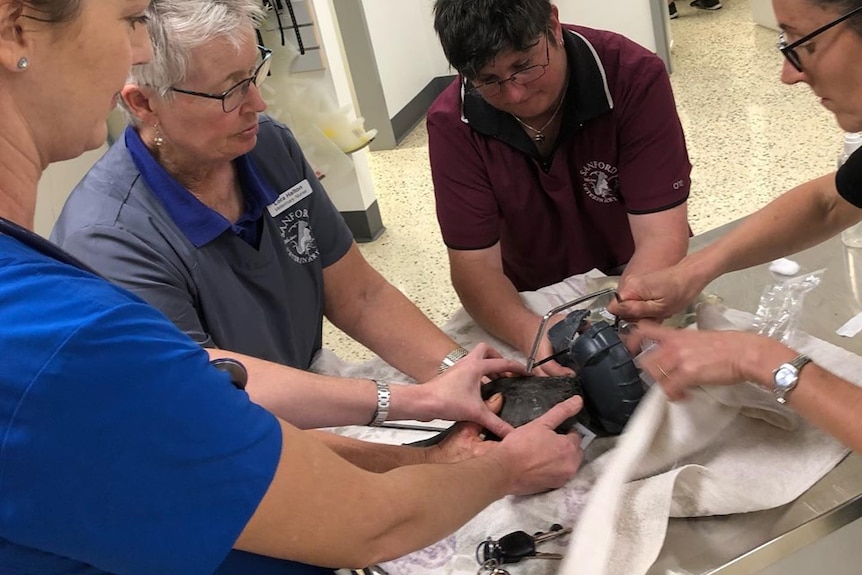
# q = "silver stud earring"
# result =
<box><xmin>153</xmin><ymin>125</ymin><xmax>165</xmax><ymax>147</ymax></box>
<box><xmin>16</xmin><ymin>57</ymin><xmax>29</xmax><ymax>70</ymax></box>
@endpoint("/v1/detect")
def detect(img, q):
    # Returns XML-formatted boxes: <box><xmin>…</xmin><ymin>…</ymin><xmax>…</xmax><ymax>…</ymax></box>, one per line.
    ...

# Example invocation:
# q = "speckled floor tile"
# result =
<box><xmin>324</xmin><ymin>0</ymin><xmax>844</xmax><ymax>362</ymax></box>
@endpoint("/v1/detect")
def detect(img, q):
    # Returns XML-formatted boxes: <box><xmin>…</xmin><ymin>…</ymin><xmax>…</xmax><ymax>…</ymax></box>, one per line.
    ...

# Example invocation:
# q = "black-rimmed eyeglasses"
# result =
<box><xmin>467</xmin><ymin>36</ymin><xmax>551</xmax><ymax>98</ymax></box>
<box><xmin>777</xmin><ymin>4</ymin><xmax>862</xmax><ymax>72</ymax></box>
<box><xmin>169</xmin><ymin>45</ymin><xmax>272</xmax><ymax>113</ymax></box>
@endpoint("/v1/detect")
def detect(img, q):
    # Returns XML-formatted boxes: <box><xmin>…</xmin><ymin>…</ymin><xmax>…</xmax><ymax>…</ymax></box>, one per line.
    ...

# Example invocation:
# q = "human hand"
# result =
<box><xmin>424</xmin><ymin>412</ymin><xmax>501</xmax><ymax>465</ymax></box>
<box><xmin>423</xmin><ymin>343</ymin><xmax>526</xmax><ymax>438</ymax></box>
<box><xmin>609</xmin><ymin>265</ymin><xmax>703</xmax><ymax>322</ymax></box>
<box><xmin>493</xmin><ymin>395</ymin><xmax>585</xmax><ymax>496</ymax></box>
<box><xmin>523</xmin><ymin>314</ymin><xmax>575</xmax><ymax>377</ymax></box>
<box><xmin>530</xmin><ymin>336</ymin><xmax>575</xmax><ymax>377</ymax></box>
<box><xmin>630</xmin><ymin>322</ymin><xmax>776</xmax><ymax>400</ymax></box>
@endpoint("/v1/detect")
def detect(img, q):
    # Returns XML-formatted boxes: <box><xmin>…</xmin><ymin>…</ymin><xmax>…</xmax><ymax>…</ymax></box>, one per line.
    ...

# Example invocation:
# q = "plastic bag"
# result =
<box><xmin>751</xmin><ymin>268</ymin><xmax>825</xmax><ymax>346</ymax></box>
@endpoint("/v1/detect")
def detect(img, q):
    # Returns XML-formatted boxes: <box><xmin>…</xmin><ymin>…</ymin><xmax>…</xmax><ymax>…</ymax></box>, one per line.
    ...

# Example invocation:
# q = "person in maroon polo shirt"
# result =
<box><xmin>428</xmin><ymin>0</ymin><xmax>692</xmax><ymax>375</ymax></box>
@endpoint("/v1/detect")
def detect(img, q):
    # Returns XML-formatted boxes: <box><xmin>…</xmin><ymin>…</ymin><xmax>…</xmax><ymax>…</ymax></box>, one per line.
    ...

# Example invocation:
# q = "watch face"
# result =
<box><xmin>774</xmin><ymin>366</ymin><xmax>797</xmax><ymax>389</ymax></box>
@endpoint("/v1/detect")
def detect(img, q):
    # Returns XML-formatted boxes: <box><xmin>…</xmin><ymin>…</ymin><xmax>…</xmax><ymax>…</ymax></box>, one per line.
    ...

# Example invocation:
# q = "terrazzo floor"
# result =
<box><xmin>324</xmin><ymin>0</ymin><xmax>844</xmax><ymax>362</ymax></box>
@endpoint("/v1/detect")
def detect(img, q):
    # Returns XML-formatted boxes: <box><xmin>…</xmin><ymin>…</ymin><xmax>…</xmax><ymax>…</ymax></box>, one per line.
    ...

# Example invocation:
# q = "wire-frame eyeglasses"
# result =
<box><xmin>169</xmin><ymin>45</ymin><xmax>273</xmax><ymax>113</ymax></box>
<box><xmin>467</xmin><ymin>35</ymin><xmax>551</xmax><ymax>98</ymax></box>
<box><xmin>777</xmin><ymin>4</ymin><xmax>862</xmax><ymax>72</ymax></box>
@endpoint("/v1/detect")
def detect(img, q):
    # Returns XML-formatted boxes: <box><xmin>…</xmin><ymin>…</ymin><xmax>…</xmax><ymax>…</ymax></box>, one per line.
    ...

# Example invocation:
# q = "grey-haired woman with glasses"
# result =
<box><xmin>610</xmin><ymin>0</ymin><xmax>862</xmax><ymax>452</ymax></box>
<box><xmin>51</xmin><ymin>0</ymin><xmax>484</xmax><ymax>390</ymax></box>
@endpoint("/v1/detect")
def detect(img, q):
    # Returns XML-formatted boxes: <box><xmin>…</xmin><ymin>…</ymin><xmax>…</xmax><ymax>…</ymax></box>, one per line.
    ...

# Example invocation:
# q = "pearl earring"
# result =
<box><xmin>17</xmin><ymin>57</ymin><xmax>29</xmax><ymax>70</ymax></box>
<box><xmin>153</xmin><ymin>125</ymin><xmax>165</xmax><ymax>147</ymax></box>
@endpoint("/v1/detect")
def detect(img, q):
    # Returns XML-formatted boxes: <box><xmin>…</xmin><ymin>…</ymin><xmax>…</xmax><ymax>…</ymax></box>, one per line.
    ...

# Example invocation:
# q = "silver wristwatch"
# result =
<box><xmin>368</xmin><ymin>380</ymin><xmax>391</xmax><ymax>426</ymax></box>
<box><xmin>438</xmin><ymin>346</ymin><xmax>469</xmax><ymax>374</ymax></box>
<box><xmin>772</xmin><ymin>354</ymin><xmax>812</xmax><ymax>404</ymax></box>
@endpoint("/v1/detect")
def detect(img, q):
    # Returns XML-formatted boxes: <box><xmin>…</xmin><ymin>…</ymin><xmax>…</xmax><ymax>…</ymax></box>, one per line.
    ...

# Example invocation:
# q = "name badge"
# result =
<box><xmin>267</xmin><ymin>180</ymin><xmax>313</xmax><ymax>217</ymax></box>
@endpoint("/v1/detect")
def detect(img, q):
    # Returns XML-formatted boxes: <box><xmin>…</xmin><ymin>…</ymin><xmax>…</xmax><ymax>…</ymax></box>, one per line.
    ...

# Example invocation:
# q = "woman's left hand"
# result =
<box><xmin>628</xmin><ymin>322</ymin><xmax>777</xmax><ymax>400</ymax></box>
<box><xmin>421</xmin><ymin>343</ymin><xmax>526</xmax><ymax>438</ymax></box>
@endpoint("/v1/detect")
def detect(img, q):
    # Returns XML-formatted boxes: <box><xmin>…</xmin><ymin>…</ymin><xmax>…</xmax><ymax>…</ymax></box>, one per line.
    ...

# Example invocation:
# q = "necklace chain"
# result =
<box><xmin>511</xmin><ymin>83</ymin><xmax>569</xmax><ymax>142</ymax></box>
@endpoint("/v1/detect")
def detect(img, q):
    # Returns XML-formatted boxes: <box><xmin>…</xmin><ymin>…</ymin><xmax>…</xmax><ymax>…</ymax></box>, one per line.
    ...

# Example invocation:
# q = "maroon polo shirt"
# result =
<box><xmin>428</xmin><ymin>25</ymin><xmax>691</xmax><ymax>291</ymax></box>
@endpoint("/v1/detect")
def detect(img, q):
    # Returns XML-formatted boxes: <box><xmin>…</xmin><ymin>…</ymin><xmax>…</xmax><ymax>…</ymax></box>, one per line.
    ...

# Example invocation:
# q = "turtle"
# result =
<box><xmin>409</xmin><ymin>311</ymin><xmax>646</xmax><ymax>447</ymax></box>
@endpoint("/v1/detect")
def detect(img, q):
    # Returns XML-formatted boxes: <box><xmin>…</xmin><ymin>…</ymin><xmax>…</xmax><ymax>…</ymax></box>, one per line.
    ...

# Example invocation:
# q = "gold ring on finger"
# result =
<box><xmin>657</xmin><ymin>364</ymin><xmax>671</xmax><ymax>380</ymax></box>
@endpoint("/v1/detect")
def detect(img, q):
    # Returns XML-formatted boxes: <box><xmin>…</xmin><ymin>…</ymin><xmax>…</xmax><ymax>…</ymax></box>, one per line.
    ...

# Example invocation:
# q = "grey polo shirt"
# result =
<box><xmin>51</xmin><ymin>115</ymin><xmax>354</xmax><ymax>368</ymax></box>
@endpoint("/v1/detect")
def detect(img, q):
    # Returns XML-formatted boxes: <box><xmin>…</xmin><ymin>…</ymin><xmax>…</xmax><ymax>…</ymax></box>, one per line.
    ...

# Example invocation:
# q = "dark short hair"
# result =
<box><xmin>433</xmin><ymin>0</ymin><xmax>554</xmax><ymax>79</ymax></box>
<box><xmin>810</xmin><ymin>0</ymin><xmax>862</xmax><ymax>35</ymax></box>
<box><xmin>20</xmin><ymin>0</ymin><xmax>81</xmax><ymax>24</ymax></box>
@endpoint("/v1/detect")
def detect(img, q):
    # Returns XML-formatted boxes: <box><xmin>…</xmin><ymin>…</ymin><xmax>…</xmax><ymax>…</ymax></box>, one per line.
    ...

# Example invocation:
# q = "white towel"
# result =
<box><xmin>562</xmin><ymin>300</ymin><xmax>851</xmax><ymax>575</ymax></box>
<box><xmin>315</xmin><ymin>272</ymin><xmax>851</xmax><ymax>575</ymax></box>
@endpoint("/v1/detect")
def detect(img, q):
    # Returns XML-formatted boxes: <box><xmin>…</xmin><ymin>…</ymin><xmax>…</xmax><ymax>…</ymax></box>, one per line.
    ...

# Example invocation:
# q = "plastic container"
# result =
<box><xmin>839</xmin><ymin>132</ymin><xmax>862</xmax><ymax>247</ymax></box>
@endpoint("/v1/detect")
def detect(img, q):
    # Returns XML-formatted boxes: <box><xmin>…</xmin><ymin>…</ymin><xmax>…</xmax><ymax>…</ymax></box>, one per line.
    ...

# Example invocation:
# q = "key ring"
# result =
<box><xmin>476</xmin><ymin>559</ymin><xmax>510</xmax><ymax>575</ymax></box>
<box><xmin>476</xmin><ymin>538</ymin><xmax>500</xmax><ymax>565</ymax></box>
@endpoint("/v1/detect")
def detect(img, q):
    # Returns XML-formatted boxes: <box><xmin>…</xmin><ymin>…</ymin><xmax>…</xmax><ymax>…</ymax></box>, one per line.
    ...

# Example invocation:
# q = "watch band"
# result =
<box><xmin>773</xmin><ymin>353</ymin><xmax>812</xmax><ymax>404</ymax></box>
<box><xmin>368</xmin><ymin>380</ymin><xmax>391</xmax><ymax>426</ymax></box>
<box><xmin>789</xmin><ymin>353</ymin><xmax>813</xmax><ymax>371</ymax></box>
<box><xmin>438</xmin><ymin>346</ymin><xmax>469</xmax><ymax>374</ymax></box>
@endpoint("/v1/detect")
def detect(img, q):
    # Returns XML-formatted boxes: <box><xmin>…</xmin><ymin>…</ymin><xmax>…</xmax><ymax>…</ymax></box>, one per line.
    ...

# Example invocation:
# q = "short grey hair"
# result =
<box><xmin>121</xmin><ymin>0</ymin><xmax>266</xmax><ymax>122</ymax></box>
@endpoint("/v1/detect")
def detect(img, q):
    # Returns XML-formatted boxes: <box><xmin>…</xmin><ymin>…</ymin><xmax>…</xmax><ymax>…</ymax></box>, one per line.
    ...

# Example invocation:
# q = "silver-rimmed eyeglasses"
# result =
<box><xmin>777</xmin><ymin>4</ymin><xmax>862</xmax><ymax>72</ymax></box>
<box><xmin>170</xmin><ymin>45</ymin><xmax>272</xmax><ymax>113</ymax></box>
<box><xmin>468</xmin><ymin>36</ymin><xmax>551</xmax><ymax>98</ymax></box>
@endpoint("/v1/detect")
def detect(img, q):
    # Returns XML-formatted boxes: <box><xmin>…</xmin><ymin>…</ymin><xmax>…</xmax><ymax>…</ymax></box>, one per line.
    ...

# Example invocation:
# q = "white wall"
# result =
<box><xmin>34</xmin><ymin>145</ymin><xmax>107</xmax><ymax>238</ymax></box>
<box><xmin>556</xmin><ymin>0</ymin><xmax>658</xmax><ymax>52</ymax></box>
<box><xmin>359</xmin><ymin>0</ymin><xmax>661</xmax><ymax>122</ymax></box>
<box><xmin>751</xmin><ymin>0</ymin><xmax>780</xmax><ymax>31</ymax></box>
<box><xmin>360</xmin><ymin>0</ymin><xmax>450</xmax><ymax>118</ymax></box>
<box><xmin>313</xmin><ymin>0</ymin><xmax>379</xmax><ymax>212</ymax></box>
<box><xmin>261</xmin><ymin>0</ymin><xmax>378</xmax><ymax>214</ymax></box>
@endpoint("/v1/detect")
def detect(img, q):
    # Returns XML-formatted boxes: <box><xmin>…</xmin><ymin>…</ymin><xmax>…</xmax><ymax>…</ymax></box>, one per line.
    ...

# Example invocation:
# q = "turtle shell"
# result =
<box><xmin>480</xmin><ymin>375</ymin><xmax>592</xmax><ymax>438</ymax></box>
<box><xmin>406</xmin><ymin>375</ymin><xmax>591</xmax><ymax>448</ymax></box>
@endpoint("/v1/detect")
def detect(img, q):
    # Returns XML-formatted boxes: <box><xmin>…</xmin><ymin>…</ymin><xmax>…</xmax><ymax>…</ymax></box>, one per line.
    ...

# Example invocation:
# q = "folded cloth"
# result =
<box><xmin>314</xmin><ymin>271</ymin><xmax>851</xmax><ymax>575</ymax></box>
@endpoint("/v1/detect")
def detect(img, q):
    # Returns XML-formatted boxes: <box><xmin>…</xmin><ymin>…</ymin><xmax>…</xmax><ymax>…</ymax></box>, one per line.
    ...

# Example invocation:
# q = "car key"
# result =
<box><xmin>477</xmin><ymin>524</ymin><xmax>571</xmax><ymax>564</ymax></box>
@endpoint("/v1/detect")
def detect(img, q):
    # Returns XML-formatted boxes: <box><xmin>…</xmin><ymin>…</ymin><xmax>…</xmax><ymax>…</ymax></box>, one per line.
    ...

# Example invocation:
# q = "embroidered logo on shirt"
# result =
<box><xmin>580</xmin><ymin>160</ymin><xmax>620</xmax><ymax>204</ymax></box>
<box><xmin>267</xmin><ymin>180</ymin><xmax>314</xmax><ymax>217</ymax></box>
<box><xmin>278</xmin><ymin>207</ymin><xmax>320</xmax><ymax>264</ymax></box>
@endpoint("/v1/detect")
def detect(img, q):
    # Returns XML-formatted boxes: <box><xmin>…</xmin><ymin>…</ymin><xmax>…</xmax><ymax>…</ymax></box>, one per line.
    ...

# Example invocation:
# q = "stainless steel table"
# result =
<box><xmin>649</xmin><ymin>221</ymin><xmax>862</xmax><ymax>574</ymax></box>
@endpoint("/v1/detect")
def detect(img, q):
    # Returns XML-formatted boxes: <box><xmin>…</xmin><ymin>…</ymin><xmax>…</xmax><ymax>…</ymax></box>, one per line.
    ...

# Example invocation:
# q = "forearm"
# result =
<box><xmin>206</xmin><ymin>349</ymin><xmax>445</xmax><ymax>427</ymax></box>
<box><xmin>788</xmin><ymin>364</ymin><xmax>862</xmax><ymax>452</ymax></box>
<box><xmin>736</xmin><ymin>338</ymin><xmax>862</xmax><ymax>452</ymax></box>
<box><xmin>622</xmin><ymin>234</ymin><xmax>688</xmax><ymax>280</ymax></box>
<box><xmin>236</xmin><ymin>420</ymin><xmax>515</xmax><ymax>567</ymax></box>
<box><xmin>330</xmin><ymin>280</ymin><xmax>461</xmax><ymax>382</ymax></box>
<box><xmin>686</xmin><ymin>175</ymin><xmax>848</xmax><ymax>285</ymax></box>
<box><xmin>453</xmin><ymin>267</ymin><xmax>539</xmax><ymax>355</ymax></box>
<box><xmin>306</xmin><ymin>430</ymin><xmax>426</xmax><ymax>472</ymax></box>
<box><xmin>361</xmin><ymin>453</ymin><xmax>512</xmax><ymax>563</ymax></box>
